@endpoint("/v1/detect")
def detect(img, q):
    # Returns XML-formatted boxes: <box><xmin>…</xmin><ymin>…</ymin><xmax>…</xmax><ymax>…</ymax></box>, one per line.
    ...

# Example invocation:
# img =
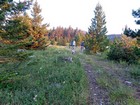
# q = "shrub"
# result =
<box><xmin>84</xmin><ymin>34</ymin><xmax>109</xmax><ymax>54</ymax></box>
<box><xmin>130</xmin><ymin>66</ymin><xmax>140</xmax><ymax>79</ymax></box>
<box><xmin>107</xmin><ymin>37</ymin><xmax>140</xmax><ymax>64</ymax></box>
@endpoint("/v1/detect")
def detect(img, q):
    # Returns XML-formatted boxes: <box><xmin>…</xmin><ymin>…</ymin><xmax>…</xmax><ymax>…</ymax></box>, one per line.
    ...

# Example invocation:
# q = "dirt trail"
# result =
<box><xmin>71</xmin><ymin>47</ymin><xmax>110</xmax><ymax>104</ymax></box>
<box><xmin>70</xmin><ymin>47</ymin><xmax>110</xmax><ymax>104</ymax></box>
<box><xmin>84</xmin><ymin>63</ymin><xmax>110</xmax><ymax>105</ymax></box>
<box><xmin>67</xmin><ymin>46</ymin><xmax>140</xmax><ymax>104</ymax></box>
<box><xmin>90</xmin><ymin>56</ymin><xmax>140</xmax><ymax>100</ymax></box>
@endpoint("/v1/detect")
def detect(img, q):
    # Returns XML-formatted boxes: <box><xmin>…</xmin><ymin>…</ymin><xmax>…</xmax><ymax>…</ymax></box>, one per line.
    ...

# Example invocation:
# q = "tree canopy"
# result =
<box><xmin>0</xmin><ymin>0</ymin><xmax>32</xmax><ymax>60</ymax></box>
<box><xmin>124</xmin><ymin>8</ymin><xmax>140</xmax><ymax>45</ymax></box>
<box><xmin>85</xmin><ymin>3</ymin><xmax>108</xmax><ymax>53</ymax></box>
<box><xmin>88</xmin><ymin>3</ymin><xmax>107</xmax><ymax>36</ymax></box>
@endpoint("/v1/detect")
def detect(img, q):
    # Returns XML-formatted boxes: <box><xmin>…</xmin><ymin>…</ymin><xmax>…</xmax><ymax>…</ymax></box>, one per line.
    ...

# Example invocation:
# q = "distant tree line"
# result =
<box><xmin>0</xmin><ymin>0</ymin><xmax>139</xmax><ymax>64</ymax></box>
<box><xmin>48</xmin><ymin>26</ymin><xmax>86</xmax><ymax>46</ymax></box>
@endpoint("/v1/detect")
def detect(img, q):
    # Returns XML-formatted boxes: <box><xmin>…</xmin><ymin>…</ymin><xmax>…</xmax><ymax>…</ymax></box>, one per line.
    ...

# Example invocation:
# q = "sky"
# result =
<box><xmin>22</xmin><ymin>0</ymin><xmax>140</xmax><ymax>34</ymax></box>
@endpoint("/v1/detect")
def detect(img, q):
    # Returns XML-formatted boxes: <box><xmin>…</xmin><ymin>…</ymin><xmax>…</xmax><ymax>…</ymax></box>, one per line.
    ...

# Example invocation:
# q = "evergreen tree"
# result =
<box><xmin>0</xmin><ymin>0</ymin><xmax>32</xmax><ymax>60</ymax></box>
<box><xmin>0</xmin><ymin>0</ymin><xmax>32</xmax><ymax>86</ymax></box>
<box><xmin>74</xmin><ymin>33</ymin><xmax>84</xmax><ymax>46</ymax></box>
<box><xmin>88</xmin><ymin>3</ymin><xmax>107</xmax><ymax>36</ymax></box>
<box><xmin>124</xmin><ymin>8</ymin><xmax>140</xmax><ymax>46</ymax></box>
<box><xmin>109</xmin><ymin>8</ymin><xmax>140</xmax><ymax>64</ymax></box>
<box><xmin>86</xmin><ymin>3</ymin><xmax>108</xmax><ymax>53</ymax></box>
<box><xmin>132</xmin><ymin>8</ymin><xmax>140</xmax><ymax>25</ymax></box>
<box><xmin>31</xmin><ymin>1</ymin><xmax>49</xmax><ymax>49</ymax></box>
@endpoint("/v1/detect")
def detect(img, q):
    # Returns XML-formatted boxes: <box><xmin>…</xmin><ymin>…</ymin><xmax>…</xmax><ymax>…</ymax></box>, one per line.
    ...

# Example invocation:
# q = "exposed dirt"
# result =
<box><xmin>70</xmin><ymin>47</ymin><xmax>140</xmax><ymax>104</ymax></box>
<box><xmin>82</xmin><ymin>55</ymin><xmax>140</xmax><ymax>105</ymax></box>
<box><xmin>84</xmin><ymin>63</ymin><xmax>110</xmax><ymax>105</ymax></box>
<box><xmin>92</xmin><ymin>57</ymin><xmax>140</xmax><ymax>100</ymax></box>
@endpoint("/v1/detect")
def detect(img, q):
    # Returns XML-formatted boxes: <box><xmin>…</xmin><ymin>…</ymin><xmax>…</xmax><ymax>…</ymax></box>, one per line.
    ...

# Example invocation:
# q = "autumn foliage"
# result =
<box><xmin>48</xmin><ymin>26</ymin><xmax>86</xmax><ymax>46</ymax></box>
<box><xmin>107</xmin><ymin>35</ymin><xmax>140</xmax><ymax>64</ymax></box>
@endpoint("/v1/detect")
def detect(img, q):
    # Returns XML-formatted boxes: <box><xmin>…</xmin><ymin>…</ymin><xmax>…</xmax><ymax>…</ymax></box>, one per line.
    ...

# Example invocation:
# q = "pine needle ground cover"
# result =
<box><xmin>0</xmin><ymin>47</ymin><xmax>88</xmax><ymax>105</ymax></box>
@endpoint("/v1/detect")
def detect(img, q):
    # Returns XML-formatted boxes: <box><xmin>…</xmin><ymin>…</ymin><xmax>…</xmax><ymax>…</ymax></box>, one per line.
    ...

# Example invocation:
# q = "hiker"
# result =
<box><xmin>80</xmin><ymin>41</ymin><xmax>85</xmax><ymax>52</ymax></box>
<box><xmin>71</xmin><ymin>40</ymin><xmax>76</xmax><ymax>54</ymax></box>
<box><xmin>72</xmin><ymin>40</ymin><xmax>76</xmax><ymax>49</ymax></box>
<box><xmin>69</xmin><ymin>41</ymin><xmax>73</xmax><ymax>48</ymax></box>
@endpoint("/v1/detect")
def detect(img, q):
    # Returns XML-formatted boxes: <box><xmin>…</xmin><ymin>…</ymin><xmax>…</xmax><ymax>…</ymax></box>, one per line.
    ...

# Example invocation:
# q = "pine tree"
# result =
<box><xmin>31</xmin><ymin>1</ymin><xmax>49</xmax><ymax>49</ymax></box>
<box><xmin>124</xmin><ymin>8</ymin><xmax>140</xmax><ymax>46</ymax></box>
<box><xmin>132</xmin><ymin>9</ymin><xmax>140</xmax><ymax>25</ymax></box>
<box><xmin>132</xmin><ymin>9</ymin><xmax>140</xmax><ymax>44</ymax></box>
<box><xmin>0</xmin><ymin>0</ymin><xmax>33</xmax><ymax>86</ymax></box>
<box><xmin>88</xmin><ymin>3</ymin><xmax>107</xmax><ymax>36</ymax></box>
<box><xmin>0</xmin><ymin>0</ymin><xmax>32</xmax><ymax>60</ymax></box>
<box><xmin>86</xmin><ymin>3</ymin><xmax>108</xmax><ymax>53</ymax></box>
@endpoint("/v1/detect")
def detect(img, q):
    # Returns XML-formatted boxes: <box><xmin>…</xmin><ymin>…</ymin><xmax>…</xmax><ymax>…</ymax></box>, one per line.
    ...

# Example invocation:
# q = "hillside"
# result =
<box><xmin>0</xmin><ymin>46</ymin><xmax>140</xmax><ymax>104</ymax></box>
<box><xmin>107</xmin><ymin>34</ymin><xmax>121</xmax><ymax>41</ymax></box>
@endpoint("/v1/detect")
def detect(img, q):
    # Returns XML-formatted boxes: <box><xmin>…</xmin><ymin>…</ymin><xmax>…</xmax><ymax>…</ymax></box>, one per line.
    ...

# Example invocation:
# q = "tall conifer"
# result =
<box><xmin>0</xmin><ymin>0</ymin><xmax>32</xmax><ymax>60</ymax></box>
<box><xmin>124</xmin><ymin>8</ymin><xmax>140</xmax><ymax>45</ymax></box>
<box><xmin>86</xmin><ymin>3</ymin><xmax>108</xmax><ymax>53</ymax></box>
<box><xmin>31</xmin><ymin>1</ymin><xmax>49</xmax><ymax>49</ymax></box>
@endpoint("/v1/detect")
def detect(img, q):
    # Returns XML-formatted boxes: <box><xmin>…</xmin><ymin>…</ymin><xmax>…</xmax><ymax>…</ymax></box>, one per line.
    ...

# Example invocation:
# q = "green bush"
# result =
<box><xmin>129</xmin><ymin>66</ymin><xmax>140</xmax><ymax>79</ymax></box>
<box><xmin>84</xmin><ymin>35</ymin><xmax>109</xmax><ymax>53</ymax></box>
<box><xmin>107</xmin><ymin>42</ymin><xmax>140</xmax><ymax>64</ymax></box>
<box><xmin>133</xmin><ymin>47</ymin><xmax>140</xmax><ymax>60</ymax></box>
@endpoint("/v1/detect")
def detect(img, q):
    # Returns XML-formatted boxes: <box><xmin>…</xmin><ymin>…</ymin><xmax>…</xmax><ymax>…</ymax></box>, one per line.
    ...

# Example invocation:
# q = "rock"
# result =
<box><xmin>64</xmin><ymin>57</ymin><xmax>73</xmax><ymax>62</ymax></box>
<box><xmin>125</xmin><ymin>81</ymin><xmax>132</xmax><ymax>85</ymax></box>
<box><xmin>17</xmin><ymin>49</ymin><xmax>26</xmax><ymax>52</ymax></box>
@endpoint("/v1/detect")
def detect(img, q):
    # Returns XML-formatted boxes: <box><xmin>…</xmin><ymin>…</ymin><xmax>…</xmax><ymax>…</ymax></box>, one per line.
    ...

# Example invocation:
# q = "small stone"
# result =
<box><xmin>125</xmin><ymin>81</ymin><xmax>132</xmax><ymax>85</ymax></box>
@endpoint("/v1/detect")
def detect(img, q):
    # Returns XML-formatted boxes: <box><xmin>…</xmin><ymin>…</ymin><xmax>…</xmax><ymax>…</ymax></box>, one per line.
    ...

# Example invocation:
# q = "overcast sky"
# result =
<box><xmin>24</xmin><ymin>0</ymin><xmax>140</xmax><ymax>34</ymax></box>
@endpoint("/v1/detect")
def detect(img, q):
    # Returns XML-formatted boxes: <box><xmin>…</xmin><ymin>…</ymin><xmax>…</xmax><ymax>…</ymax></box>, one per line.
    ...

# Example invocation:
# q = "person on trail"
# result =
<box><xmin>71</xmin><ymin>40</ymin><xmax>76</xmax><ymax>54</ymax></box>
<box><xmin>69</xmin><ymin>41</ymin><xmax>73</xmax><ymax>48</ymax></box>
<box><xmin>80</xmin><ymin>41</ymin><xmax>85</xmax><ymax>52</ymax></box>
<box><xmin>72</xmin><ymin>40</ymin><xmax>76</xmax><ymax>49</ymax></box>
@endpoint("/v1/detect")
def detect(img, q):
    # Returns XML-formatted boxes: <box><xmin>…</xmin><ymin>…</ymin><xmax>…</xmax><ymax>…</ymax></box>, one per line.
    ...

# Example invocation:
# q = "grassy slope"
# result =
<box><xmin>0</xmin><ymin>46</ymin><xmax>140</xmax><ymax>105</ymax></box>
<box><xmin>0</xmin><ymin>47</ymin><xmax>88</xmax><ymax>105</ymax></box>
<box><xmin>79</xmin><ymin>53</ymin><xmax>140</xmax><ymax>105</ymax></box>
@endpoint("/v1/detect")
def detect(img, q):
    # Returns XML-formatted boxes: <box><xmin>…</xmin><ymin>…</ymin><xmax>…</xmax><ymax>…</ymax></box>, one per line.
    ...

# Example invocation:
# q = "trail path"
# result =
<box><xmin>83</xmin><ymin>63</ymin><xmax>110</xmax><ymax>105</ymax></box>
<box><xmin>69</xmin><ymin>47</ymin><xmax>110</xmax><ymax>104</ymax></box>
<box><xmin>69</xmin><ymin>46</ymin><xmax>140</xmax><ymax>105</ymax></box>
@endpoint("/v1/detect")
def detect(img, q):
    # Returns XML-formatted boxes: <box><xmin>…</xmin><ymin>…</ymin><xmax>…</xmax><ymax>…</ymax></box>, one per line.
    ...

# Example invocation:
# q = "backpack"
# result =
<box><xmin>81</xmin><ymin>42</ymin><xmax>84</xmax><ymax>46</ymax></box>
<box><xmin>70</xmin><ymin>41</ymin><xmax>73</xmax><ymax>46</ymax></box>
